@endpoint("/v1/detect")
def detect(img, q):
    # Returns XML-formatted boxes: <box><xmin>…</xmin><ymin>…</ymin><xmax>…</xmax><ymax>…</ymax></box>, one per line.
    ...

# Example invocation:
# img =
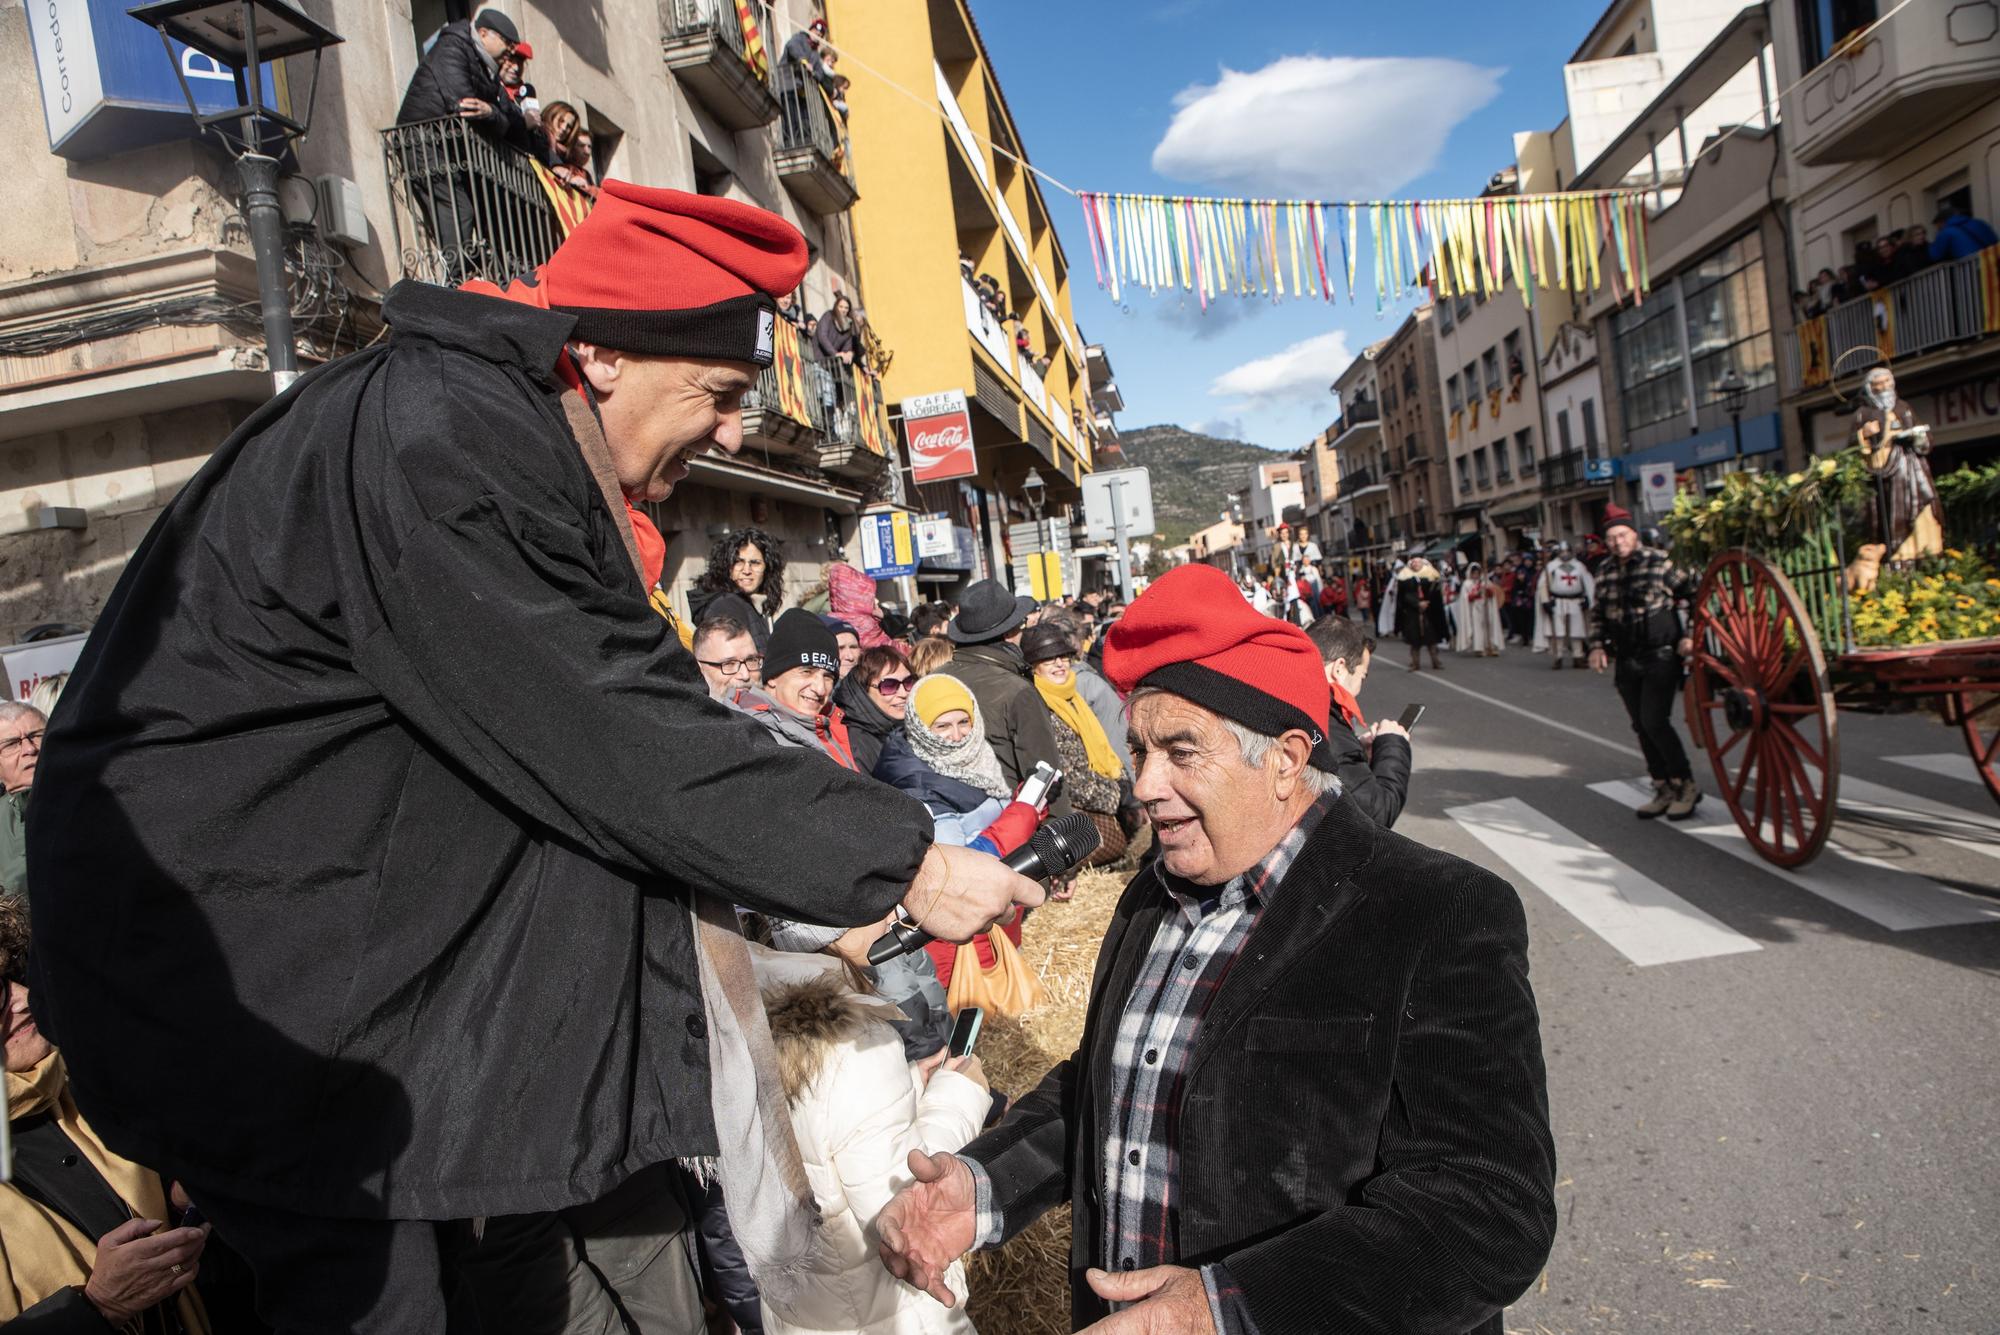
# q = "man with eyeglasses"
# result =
<box><xmin>0</xmin><ymin>703</ymin><xmax>44</xmax><ymax>900</ymax></box>
<box><xmin>693</xmin><ymin>616</ymin><xmax>763</xmax><ymax>703</ymax></box>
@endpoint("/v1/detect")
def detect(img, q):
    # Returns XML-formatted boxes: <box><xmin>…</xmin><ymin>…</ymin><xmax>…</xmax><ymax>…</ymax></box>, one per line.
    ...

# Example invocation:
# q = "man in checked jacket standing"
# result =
<box><xmin>1589</xmin><ymin>504</ymin><xmax>1703</xmax><ymax>820</ymax></box>
<box><xmin>877</xmin><ymin>563</ymin><xmax>1557</xmax><ymax>1334</ymax></box>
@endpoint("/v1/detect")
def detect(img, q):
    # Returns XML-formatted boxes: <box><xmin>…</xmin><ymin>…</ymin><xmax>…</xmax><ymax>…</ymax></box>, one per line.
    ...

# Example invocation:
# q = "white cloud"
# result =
<box><xmin>1151</xmin><ymin>55</ymin><xmax>1505</xmax><ymax>200</ymax></box>
<box><xmin>1208</xmin><ymin>330</ymin><xmax>1351</xmax><ymax>408</ymax></box>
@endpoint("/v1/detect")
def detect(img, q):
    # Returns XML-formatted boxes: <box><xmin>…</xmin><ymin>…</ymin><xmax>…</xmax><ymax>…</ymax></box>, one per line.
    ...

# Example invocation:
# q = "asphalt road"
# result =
<box><xmin>1358</xmin><ymin>642</ymin><xmax>2000</xmax><ymax>1333</ymax></box>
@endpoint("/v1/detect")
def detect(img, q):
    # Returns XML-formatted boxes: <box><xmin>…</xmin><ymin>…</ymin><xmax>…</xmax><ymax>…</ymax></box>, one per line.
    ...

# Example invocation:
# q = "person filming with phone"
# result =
<box><xmin>1306</xmin><ymin>616</ymin><xmax>1412</xmax><ymax>829</ymax></box>
<box><xmin>877</xmin><ymin>564</ymin><xmax>1555</xmax><ymax>1334</ymax></box>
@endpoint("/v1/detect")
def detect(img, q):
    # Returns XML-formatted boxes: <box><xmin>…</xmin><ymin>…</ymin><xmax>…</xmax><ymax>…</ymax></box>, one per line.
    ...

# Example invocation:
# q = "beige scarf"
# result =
<box><xmin>0</xmin><ymin>1054</ymin><xmax>210</xmax><ymax>1330</ymax></box>
<box><xmin>560</xmin><ymin>392</ymin><xmax>825</xmax><ymax>1301</ymax></box>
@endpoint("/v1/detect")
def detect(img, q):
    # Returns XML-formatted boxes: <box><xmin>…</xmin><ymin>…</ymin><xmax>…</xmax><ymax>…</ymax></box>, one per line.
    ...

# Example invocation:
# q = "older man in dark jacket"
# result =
<box><xmin>939</xmin><ymin>580</ymin><xmax>1073</xmax><ymax>817</ymax></box>
<box><xmin>881</xmin><ymin>563</ymin><xmax>1555</xmax><ymax>1334</ymax></box>
<box><xmin>29</xmin><ymin>186</ymin><xmax>1036</xmax><ymax>1334</ymax></box>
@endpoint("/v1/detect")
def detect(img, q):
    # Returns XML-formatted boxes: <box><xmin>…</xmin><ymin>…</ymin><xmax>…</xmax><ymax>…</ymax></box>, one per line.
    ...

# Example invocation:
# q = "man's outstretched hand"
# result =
<box><xmin>1081</xmin><ymin>1265</ymin><xmax>1217</xmax><ymax>1333</ymax></box>
<box><xmin>877</xmin><ymin>1150</ymin><xmax>978</xmax><ymax>1306</ymax></box>
<box><xmin>904</xmin><ymin>843</ymin><xmax>1045</xmax><ymax>944</ymax></box>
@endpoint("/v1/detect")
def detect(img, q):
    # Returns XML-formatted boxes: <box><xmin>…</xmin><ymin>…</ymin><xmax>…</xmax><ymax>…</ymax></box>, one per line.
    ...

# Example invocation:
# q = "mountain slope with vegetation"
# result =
<box><xmin>1115</xmin><ymin>424</ymin><xmax>1286</xmax><ymax>547</ymax></box>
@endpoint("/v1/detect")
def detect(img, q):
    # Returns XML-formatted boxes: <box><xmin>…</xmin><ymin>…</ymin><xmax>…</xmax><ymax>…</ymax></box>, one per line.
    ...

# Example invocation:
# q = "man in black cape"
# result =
<box><xmin>27</xmin><ymin>183</ymin><xmax>1037</xmax><ymax>1331</ymax></box>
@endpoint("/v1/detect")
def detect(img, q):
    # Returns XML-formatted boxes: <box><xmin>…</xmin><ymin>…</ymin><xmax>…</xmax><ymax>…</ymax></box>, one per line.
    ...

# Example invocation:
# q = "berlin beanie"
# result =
<box><xmin>763</xmin><ymin>609</ymin><xmax>840</xmax><ymax>683</ymax></box>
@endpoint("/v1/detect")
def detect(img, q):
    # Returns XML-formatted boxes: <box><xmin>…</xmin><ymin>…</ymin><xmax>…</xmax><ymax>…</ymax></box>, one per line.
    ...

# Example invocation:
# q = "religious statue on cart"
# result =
<box><xmin>1852</xmin><ymin>365</ymin><xmax>1943</xmax><ymax>563</ymax></box>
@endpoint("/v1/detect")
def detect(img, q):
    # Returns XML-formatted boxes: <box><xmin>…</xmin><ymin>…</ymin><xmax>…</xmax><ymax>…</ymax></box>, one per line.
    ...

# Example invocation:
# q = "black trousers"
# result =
<box><xmin>191</xmin><ymin>1184</ymin><xmax>446</xmax><ymax>1335</ymax></box>
<box><xmin>1615</xmin><ymin>649</ymin><xmax>1693</xmax><ymax>782</ymax></box>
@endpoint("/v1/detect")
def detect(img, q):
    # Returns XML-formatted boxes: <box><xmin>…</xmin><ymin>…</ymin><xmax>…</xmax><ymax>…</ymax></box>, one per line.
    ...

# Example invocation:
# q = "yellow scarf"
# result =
<box><xmin>0</xmin><ymin>1054</ymin><xmax>210</xmax><ymax>1331</ymax></box>
<box><xmin>1035</xmin><ymin>672</ymin><xmax>1125</xmax><ymax>779</ymax></box>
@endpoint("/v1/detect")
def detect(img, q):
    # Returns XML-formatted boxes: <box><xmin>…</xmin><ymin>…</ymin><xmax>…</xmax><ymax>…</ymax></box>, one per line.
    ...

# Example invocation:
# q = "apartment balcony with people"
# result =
<box><xmin>381</xmin><ymin>117</ymin><xmax>565</xmax><ymax>288</ymax></box>
<box><xmin>662</xmin><ymin>0</ymin><xmax>781</xmax><ymax>131</ymax></box>
<box><xmin>1788</xmin><ymin>0</ymin><xmax>2000</xmax><ymax>167</ymax></box>
<box><xmin>737</xmin><ymin>323</ymin><xmax>891</xmax><ymax>485</ymax></box>
<box><xmin>775</xmin><ymin>68</ymin><xmax>858</xmax><ymax>215</ymax></box>
<box><xmin>1781</xmin><ymin>241</ymin><xmax>2000</xmax><ymax>393</ymax></box>
<box><xmin>1338</xmin><ymin>468</ymin><xmax>1388</xmax><ymax>501</ymax></box>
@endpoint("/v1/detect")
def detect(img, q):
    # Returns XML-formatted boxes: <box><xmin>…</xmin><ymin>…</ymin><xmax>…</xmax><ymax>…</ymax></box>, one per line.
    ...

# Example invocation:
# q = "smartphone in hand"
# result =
<box><xmin>948</xmin><ymin>1007</ymin><xmax>984</xmax><ymax>1058</ymax></box>
<box><xmin>1397</xmin><ymin>703</ymin><xmax>1425</xmax><ymax>731</ymax></box>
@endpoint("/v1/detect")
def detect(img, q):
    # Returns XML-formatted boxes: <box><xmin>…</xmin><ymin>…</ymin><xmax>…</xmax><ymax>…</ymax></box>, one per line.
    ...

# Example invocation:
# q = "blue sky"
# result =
<box><xmin>972</xmin><ymin>0</ymin><xmax>1610</xmax><ymax>452</ymax></box>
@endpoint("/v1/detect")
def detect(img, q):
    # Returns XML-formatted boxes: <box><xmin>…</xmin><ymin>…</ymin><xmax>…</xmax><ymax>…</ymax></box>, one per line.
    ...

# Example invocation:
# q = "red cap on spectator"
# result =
<box><xmin>1602</xmin><ymin>503</ymin><xmax>1637</xmax><ymax>534</ymax></box>
<box><xmin>463</xmin><ymin>183</ymin><xmax>807</xmax><ymax>366</ymax></box>
<box><xmin>1104</xmin><ymin>564</ymin><xmax>1336</xmax><ymax>772</ymax></box>
<box><xmin>511</xmin><ymin>39</ymin><xmax>534</xmax><ymax>59</ymax></box>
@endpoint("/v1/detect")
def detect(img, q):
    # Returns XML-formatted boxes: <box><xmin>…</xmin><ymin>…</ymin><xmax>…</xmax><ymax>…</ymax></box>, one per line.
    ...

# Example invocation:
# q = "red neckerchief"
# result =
<box><xmin>1331</xmin><ymin>681</ymin><xmax>1366</xmax><ymax>732</ymax></box>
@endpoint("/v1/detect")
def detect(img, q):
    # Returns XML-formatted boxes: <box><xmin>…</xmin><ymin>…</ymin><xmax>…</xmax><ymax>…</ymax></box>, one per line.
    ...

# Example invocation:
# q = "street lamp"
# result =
<box><xmin>1021</xmin><ymin>466</ymin><xmax>1047</xmax><ymax>519</ymax></box>
<box><xmin>130</xmin><ymin>0</ymin><xmax>344</xmax><ymax>392</ymax></box>
<box><xmin>1716</xmin><ymin>365</ymin><xmax>1749</xmax><ymax>462</ymax></box>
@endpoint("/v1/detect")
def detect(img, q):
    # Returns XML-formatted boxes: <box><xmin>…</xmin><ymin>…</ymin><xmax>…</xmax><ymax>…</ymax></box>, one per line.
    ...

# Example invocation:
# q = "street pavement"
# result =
<box><xmin>1358</xmin><ymin>641</ymin><xmax>2000</xmax><ymax>1333</ymax></box>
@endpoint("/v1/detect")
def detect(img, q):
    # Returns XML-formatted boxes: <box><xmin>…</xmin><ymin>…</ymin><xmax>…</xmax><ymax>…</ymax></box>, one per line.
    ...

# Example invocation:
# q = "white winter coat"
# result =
<box><xmin>757</xmin><ymin>953</ymin><xmax>991</xmax><ymax>1335</ymax></box>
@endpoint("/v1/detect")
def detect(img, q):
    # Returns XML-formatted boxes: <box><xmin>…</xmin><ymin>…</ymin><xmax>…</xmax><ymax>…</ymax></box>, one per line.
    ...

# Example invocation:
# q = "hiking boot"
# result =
<box><xmin>1636</xmin><ymin>781</ymin><xmax>1672</xmax><ymax>819</ymax></box>
<box><xmin>1666</xmin><ymin>778</ymin><xmax>1703</xmax><ymax>821</ymax></box>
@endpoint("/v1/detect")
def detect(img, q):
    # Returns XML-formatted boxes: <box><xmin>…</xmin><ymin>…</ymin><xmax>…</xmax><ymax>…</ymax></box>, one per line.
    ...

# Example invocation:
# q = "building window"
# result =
<box><xmin>1613</xmin><ymin>289</ymin><xmax>1690</xmax><ymax>432</ymax></box>
<box><xmin>1503</xmin><ymin>330</ymin><xmax>1524</xmax><ymax>386</ymax></box>
<box><xmin>1582</xmin><ymin>399</ymin><xmax>1600</xmax><ymax>456</ymax></box>
<box><xmin>1796</xmin><ymin>0</ymin><xmax>1879</xmax><ymax>70</ymax></box>
<box><xmin>1682</xmin><ymin>232</ymin><xmax>1774</xmax><ymax>409</ymax></box>
<box><xmin>1482</xmin><ymin>347</ymin><xmax>1500</xmax><ymax>394</ymax></box>
<box><xmin>1474</xmin><ymin>448</ymin><xmax>1490</xmax><ymax>488</ymax></box>
<box><xmin>1464</xmin><ymin>362</ymin><xmax>1479</xmax><ymax>398</ymax></box>
<box><xmin>1496</xmin><ymin>446</ymin><xmax>1511</xmax><ymax>481</ymax></box>
<box><xmin>1457</xmin><ymin>455</ymin><xmax>1472</xmax><ymax>493</ymax></box>
<box><xmin>1516</xmin><ymin>428</ymin><xmax>1535</xmax><ymax>475</ymax></box>
<box><xmin>1556</xmin><ymin>408</ymin><xmax>1573</xmax><ymax>455</ymax></box>
<box><xmin>1447</xmin><ymin>373</ymin><xmax>1461</xmax><ymax>412</ymax></box>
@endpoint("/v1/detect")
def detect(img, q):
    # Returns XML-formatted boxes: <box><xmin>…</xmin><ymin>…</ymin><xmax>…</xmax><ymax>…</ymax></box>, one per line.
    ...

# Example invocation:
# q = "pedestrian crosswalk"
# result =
<box><xmin>1446</xmin><ymin>770</ymin><xmax>2000</xmax><ymax>968</ymax></box>
<box><xmin>1885</xmin><ymin>752</ymin><xmax>1983</xmax><ymax>786</ymax></box>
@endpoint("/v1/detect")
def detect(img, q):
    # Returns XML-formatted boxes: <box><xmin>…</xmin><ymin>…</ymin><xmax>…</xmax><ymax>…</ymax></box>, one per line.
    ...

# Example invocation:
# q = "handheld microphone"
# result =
<box><xmin>867</xmin><ymin>813</ymin><xmax>1101</xmax><ymax>965</ymax></box>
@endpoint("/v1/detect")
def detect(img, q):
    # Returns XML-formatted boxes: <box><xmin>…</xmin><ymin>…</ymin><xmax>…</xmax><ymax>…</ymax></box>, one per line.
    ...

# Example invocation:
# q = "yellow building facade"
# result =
<box><xmin>830</xmin><ymin>0</ymin><xmax>1098</xmax><ymax>592</ymax></box>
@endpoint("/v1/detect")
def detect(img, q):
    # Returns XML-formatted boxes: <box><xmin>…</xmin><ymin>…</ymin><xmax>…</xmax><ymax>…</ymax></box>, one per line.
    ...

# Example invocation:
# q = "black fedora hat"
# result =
<box><xmin>947</xmin><ymin>579</ymin><xmax>1033</xmax><ymax>644</ymax></box>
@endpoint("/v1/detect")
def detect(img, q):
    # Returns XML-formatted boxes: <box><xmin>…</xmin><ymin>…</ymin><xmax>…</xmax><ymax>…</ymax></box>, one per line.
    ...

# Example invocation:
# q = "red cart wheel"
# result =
<box><xmin>1684</xmin><ymin>552</ymin><xmax>1839</xmax><ymax>867</ymax></box>
<box><xmin>1953</xmin><ymin>690</ymin><xmax>2000</xmax><ymax>808</ymax></box>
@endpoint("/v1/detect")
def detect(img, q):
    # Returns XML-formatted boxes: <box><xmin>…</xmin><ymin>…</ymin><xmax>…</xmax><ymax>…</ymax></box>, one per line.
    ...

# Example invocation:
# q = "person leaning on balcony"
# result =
<box><xmin>27</xmin><ymin>182</ymin><xmax>1043</xmax><ymax>1334</ymax></box>
<box><xmin>1930</xmin><ymin>202</ymin><xmax>2000</xmax><ymax>263</ymax></box>
<box><xmin>395</xmin><ymin>7</ymin><xmax>528</xmax><ymax>150</ymax></box>
<box><xmin>813</xmin><ymin>294</ymin><xmax>859</xmax><ymax>367</ymax></box>
<box><xmin>534</xmin><ymin>99</ymin><xmax>580</xmax><ymax>169</ymax></box>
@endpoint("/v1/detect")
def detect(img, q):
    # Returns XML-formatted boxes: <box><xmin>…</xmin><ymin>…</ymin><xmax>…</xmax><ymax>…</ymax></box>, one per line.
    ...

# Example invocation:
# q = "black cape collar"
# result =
<box><xmin>381</xmin><ymin>280</ymin><xmax>579</xmax><ymax>383</ymax></box>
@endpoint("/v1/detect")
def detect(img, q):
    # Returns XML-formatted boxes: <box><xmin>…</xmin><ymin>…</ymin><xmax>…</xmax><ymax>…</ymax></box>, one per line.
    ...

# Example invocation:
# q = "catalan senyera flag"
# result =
<box><xmin>734</xmin><ymin>0</ymin><xmax>769</xmax><ymax>78</ymax></box>
<box><xmin>1980</xmin><ymin>245</ymin><xmax>2000</xmax><ymax>335</ymax></box>
<box><xmin>853</xmin><ymin>370</ymin><xmax>889</xmax><ymax>456</ymax></box>
<box><xmin>529</xmin><ymin>160</ymin><xmax>594</xmax><ymax>236</ymax></box>
<box><xmin>1797</xmin><ymin>314</ymin><xmax>1831</xmax><ymax>390</ymax></box>
<box><xmin>772</xmin><ymin>319</ymin><xmax>813</xmax><ymax>424</ymax></box>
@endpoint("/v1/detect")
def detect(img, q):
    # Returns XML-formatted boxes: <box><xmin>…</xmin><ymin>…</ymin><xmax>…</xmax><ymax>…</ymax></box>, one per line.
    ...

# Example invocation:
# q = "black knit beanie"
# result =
<box><xmin>763</xmin><ymin>609</ymin><xmax>840</xmax><ymax>683</ymax></box>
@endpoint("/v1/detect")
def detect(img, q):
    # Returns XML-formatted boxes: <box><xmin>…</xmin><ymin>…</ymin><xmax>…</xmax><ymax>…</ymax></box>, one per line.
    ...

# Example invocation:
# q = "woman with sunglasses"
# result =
<box><xmin>831</xmin><ymin>645</ymin><xmax>913</xmax><ymax>777</ymax></box>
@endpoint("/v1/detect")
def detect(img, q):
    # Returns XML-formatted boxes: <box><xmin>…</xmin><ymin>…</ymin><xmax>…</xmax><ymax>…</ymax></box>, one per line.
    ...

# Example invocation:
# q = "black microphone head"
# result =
<box><xmin>1030</xmin><ymin>812</ymin><xmax>1101</xmax><ymax>878</ymax></box>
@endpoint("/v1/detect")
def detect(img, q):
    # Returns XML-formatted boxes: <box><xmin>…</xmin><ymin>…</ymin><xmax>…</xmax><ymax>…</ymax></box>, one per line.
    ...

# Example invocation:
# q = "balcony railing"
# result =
<box><xmin>383</xmin><ymin>118</ymin><xmax>563</xmax><ymax>287</ymax></box>
<box><xmin>663</xmin><ymin>0</ymin><xmax>779</xmax><ymax>131</ymax></box>
<box><xmin>775</xmin><ymin>72</ymin><xmax>858</xmax><ymax>214</ymax></box>
<box><xmin>1338</xmin><ymin>469</ymin><xmax>1387</xmax><ymax>499</ymax></box>
<box><xmin>1782</xmin><ymin>248</ymin><xmax>1994</xmax><ymax>393</ymax></box>
<box><xmin>1540</xmin><ymin>450</ymin><xmax>1602</xmax><ymax>492</ymax></box>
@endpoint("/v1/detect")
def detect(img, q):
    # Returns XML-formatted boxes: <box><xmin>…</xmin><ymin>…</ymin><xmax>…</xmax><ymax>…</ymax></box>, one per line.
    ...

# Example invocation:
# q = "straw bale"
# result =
<box><xmin>963</xmin><ymin>862</ymin><xmax>1130</xmax><ymax>1335</ymax></box>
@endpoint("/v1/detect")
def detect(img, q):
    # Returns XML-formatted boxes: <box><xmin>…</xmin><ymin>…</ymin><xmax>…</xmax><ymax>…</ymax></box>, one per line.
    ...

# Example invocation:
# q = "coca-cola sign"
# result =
<box><xmin>905</xmin><ymin>389</ymin><xmax>976</xmax><ymax>483</ymax></box>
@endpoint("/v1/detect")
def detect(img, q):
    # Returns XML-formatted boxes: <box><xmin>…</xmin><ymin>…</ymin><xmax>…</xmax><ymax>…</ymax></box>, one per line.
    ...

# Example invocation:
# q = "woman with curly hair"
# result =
<box><xmin>689</xmin><ymin>528</ymin><xmax>785</xmax><ymax>649</ymax></box>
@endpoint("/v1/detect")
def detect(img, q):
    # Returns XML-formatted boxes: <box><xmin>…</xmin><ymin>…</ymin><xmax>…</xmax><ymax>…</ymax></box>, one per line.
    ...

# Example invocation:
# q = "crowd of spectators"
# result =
<box><xmin>1795</xmin><ymin>203</ymin><xmax>2000</xmax><ymax>318</ymax></box>
<box><xmin>961</xmin><ymin>258</ymin><xmax>1053</xmax><ymax>376</ymax></box>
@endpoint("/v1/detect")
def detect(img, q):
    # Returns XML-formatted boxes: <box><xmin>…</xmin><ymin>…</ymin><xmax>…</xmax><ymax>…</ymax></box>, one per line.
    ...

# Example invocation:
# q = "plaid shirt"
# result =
<box><xmin>1591</xmin><ymin>547</ymin><xmax>1698</xmax><ymax>655</ymax></box>
<box><xmin>966</xmin><ymin>791</ymin><xmax>1337</xmax><ymax>1334</ymax></box>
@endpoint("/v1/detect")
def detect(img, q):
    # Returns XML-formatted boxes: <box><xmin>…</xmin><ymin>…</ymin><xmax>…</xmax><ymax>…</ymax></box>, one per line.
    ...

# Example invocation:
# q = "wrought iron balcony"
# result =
<box><xmin>1781</xmin><ymin>248</ymin><xmax>1994</xmax><ymax>393</ymax></box>
<box><xmin>775</xmin><ymin>73</ymin><xmax>858</xmax><ymax>214</ymax></box>
<box><xmin>382</xmin><ymin>117</ymin><xmax>563</xmax><ymax>287</ymax></box>
<box><xmin>663</xmin><ymin>0</ymin><xmax>780</xmax><ymax>131</ymax></box>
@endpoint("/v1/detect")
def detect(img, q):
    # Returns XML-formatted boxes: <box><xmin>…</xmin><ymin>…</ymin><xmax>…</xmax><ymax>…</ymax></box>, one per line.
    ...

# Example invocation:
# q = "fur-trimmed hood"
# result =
<box><xmin>763</xmin><ymin>969</ymin><xmax>905</xmax><ymax>1105</ymax></box>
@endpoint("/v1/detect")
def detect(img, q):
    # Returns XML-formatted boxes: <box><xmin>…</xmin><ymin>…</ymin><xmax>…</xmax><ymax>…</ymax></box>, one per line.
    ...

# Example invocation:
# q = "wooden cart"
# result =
<box><xmin>1681</xmin><ymin>528</ymin><xmax>2000</xmax><ymax>868</ymax></box>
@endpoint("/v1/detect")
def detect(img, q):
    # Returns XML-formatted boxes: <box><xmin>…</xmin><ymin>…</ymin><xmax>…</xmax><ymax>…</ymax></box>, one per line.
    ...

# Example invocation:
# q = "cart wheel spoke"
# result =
<box><xmin>1689</xmin><ymin>551</ymin><xmax>1838</xmax><ymax>868</ymax></box>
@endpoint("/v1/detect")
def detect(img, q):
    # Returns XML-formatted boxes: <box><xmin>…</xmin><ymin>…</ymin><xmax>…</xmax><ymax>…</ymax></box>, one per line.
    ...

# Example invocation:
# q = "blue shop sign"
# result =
<box><xmin>1584</xmin><ymin>458</ymin><xmax>1620</xmax><ymax>482</ymax></box>
<box><xmin>26</xmin><ymin>0</ymin><xmax>285</xmax><ymax>159</ymax></box>
<box><xmin>1622</xmin><ymin>411</ymin><xmax>1781</xmax><ymax>472</ymax></box>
